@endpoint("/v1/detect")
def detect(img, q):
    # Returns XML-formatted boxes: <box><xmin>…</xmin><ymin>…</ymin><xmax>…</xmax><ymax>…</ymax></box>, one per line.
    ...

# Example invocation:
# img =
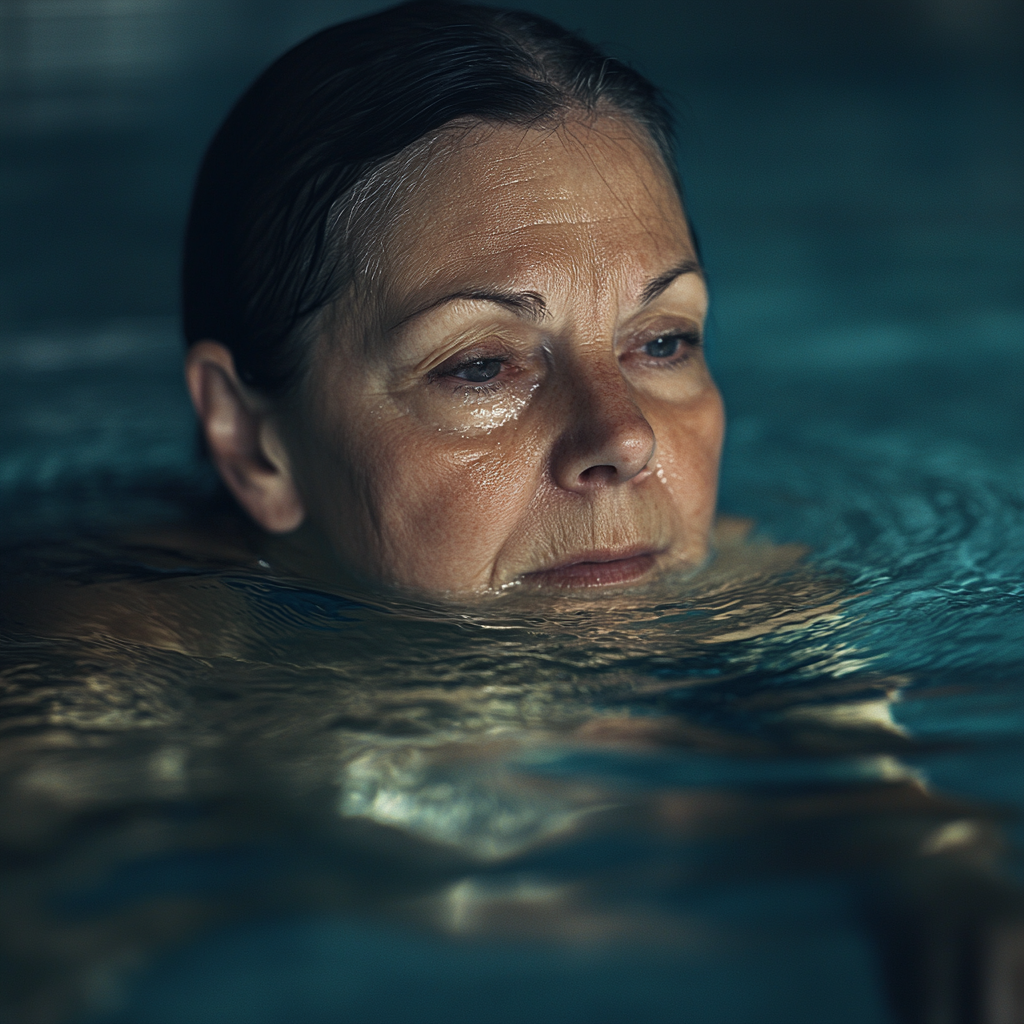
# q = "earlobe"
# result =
<box><xmin>184</xmin><ymin>341</ymin><xmax>306</xmax><ymax>533</ymax></box>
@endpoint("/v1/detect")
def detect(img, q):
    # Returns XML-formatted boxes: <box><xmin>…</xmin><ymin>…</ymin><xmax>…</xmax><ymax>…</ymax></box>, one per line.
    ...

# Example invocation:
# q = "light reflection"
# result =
<box><xmin>0</xmin><ymin>522</ymin><xmax>1018</xmax><ymax>1023</ymax></box>
<box><xmin>780</xmin><ymin>694</ymin><xmax>909</xmax><ymax>736</ymax></box>
<box><xmin>338</xmin><ymin>742</ymin><xmax>613</xmax><ymax>860</ymax></box>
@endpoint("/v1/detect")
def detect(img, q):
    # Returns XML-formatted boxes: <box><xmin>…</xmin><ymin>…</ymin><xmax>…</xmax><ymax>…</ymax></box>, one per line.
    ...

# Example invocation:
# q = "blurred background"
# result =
<box><xmin>1</xmin><ymin>8</ymin><xmax>1021</xmax><ymax>1021</ymax></box>
<box><xmin>0</xmin><ymin>0</ymin><xmax>1022</xmax><ymax>532</ymax></box>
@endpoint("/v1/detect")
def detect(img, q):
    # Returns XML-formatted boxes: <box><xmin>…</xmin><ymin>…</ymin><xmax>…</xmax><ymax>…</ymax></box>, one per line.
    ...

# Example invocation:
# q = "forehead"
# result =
<box><xmin>375</xmin><ymin>117</ymin><xmax>694</xmax><ymax>313</ymax></box>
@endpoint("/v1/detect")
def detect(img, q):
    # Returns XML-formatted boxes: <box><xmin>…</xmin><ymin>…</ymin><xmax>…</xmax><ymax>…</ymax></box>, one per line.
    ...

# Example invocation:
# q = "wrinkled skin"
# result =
<box><xmin>186</xmin><ymin>117</ymin><xmax>725</xmax><ymax>596</ymax></box>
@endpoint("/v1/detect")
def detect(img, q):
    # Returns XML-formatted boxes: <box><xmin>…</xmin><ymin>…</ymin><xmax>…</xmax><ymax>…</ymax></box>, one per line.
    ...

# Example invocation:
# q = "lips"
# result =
<box><xmin>521</xmin><ymin>547</ymin><xmax>662</xmax><ymax>589</ymax></box>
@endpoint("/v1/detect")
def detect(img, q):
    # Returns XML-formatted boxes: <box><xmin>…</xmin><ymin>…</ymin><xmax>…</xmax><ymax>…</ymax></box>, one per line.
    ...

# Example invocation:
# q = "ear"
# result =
<box><xmin>185</xmin><ymin>341</ymin><xmax>305</xmax><ymax>533</ymax></box>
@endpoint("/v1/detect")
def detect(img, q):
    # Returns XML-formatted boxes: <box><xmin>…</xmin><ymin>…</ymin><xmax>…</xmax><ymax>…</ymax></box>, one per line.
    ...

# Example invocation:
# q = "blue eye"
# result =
<box><xmin>643</xmin><ymin>335</ymin><xmax>682</xmax><ymax>359</ymax></box>
<box><xmin>451</xmin><ymin>359</ymin><xmax>503</xmax><ymax>383</ymax></box>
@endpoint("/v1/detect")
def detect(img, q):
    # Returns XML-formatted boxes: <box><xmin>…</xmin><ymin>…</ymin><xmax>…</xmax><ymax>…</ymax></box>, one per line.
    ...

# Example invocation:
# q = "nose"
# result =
<box><xmin>550</xmin><ymin>359</ymin><xmax>656</xmax><ymax>492</ymax></box>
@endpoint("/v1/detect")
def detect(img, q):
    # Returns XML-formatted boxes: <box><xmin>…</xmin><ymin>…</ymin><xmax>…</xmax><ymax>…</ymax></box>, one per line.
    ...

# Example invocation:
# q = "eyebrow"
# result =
<box><xmin>639</xmin><ymin>258</ymin><xmax>704</xmax><ymax>305</ymax></box>
<box><xmin>390</xmin><ymin>259</ymin><xmax>704</xmax><ymax>332</ymax></box>
<box><xmin>390</xmin><ymin>289</ymin><xmax>547</xmax><ymax>331</ymax></box>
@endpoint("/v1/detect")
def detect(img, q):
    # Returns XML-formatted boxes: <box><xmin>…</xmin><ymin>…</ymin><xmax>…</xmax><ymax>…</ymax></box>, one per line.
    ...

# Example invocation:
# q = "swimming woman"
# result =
<box><xmin>181</xmin><ymin>0</ymin><xmax>724</xmax><ymax>598</ymax></box>
<box><xmin>1</xmin><ymin>6</ymin><xmax>1015</xmax><ymax>1021</ymax></box>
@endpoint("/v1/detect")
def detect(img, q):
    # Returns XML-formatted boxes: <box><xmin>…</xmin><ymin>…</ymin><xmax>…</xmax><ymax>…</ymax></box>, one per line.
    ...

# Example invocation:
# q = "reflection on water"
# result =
<box><xmin>0</xmin><ymin>513</ymin><xmax>1021</xmax><ymax>1023</ymax></box>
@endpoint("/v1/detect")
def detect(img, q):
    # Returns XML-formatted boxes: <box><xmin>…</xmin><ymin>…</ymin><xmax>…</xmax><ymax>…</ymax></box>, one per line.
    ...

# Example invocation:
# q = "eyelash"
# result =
<box><xmin>635</xmin><ymin>330</ymin><xmax>703</xmax><ymax>364</ymax></box>
<box><xmin>429</xmin><ymin>354</ymin><xmax>511</xmax><ymax>393</ymax></box>
<box><xmin>428</xmin><ymin>329</ymin><xmax>702</xmax><ymax>397</ymax></box>
<box><xmin>453</xmin><ymin>379</ymin><xmax>505</xmax><ymax>395</ymax></box>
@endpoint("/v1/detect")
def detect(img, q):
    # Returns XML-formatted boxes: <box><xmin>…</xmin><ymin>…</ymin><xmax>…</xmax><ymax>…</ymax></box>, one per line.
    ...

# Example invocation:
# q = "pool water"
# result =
<box><xmin>1</xmin><ymin>23</ymin><xmax>1023</xmax><ymax>1024</ymax></box>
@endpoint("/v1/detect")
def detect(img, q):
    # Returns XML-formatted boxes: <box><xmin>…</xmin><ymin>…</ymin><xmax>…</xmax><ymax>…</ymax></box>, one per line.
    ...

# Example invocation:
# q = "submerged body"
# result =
<box><xmin>0</xmin><ymin>516</ymin><xmax>1019</xmax><ymax>1023</ymax></box>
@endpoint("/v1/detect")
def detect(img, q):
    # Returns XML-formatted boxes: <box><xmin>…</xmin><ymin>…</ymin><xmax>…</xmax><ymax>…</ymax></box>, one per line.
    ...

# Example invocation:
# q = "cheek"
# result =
<box><xmin>649</xmin><ymin>391</ymin><xmax>725</xmax><ymax>522</ymax></box>
<box><xmin>351</xmin><ymin>424</ymin><xmax>546</xmax><ymax>588</ymax></box>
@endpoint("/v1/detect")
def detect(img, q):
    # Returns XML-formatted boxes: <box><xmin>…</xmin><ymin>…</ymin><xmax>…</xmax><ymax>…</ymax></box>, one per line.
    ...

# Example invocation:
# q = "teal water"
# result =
<box><xmin>1</xmin><ymin>5</ymin><xmax>1022</xmax><ymax>1023</ymax></box>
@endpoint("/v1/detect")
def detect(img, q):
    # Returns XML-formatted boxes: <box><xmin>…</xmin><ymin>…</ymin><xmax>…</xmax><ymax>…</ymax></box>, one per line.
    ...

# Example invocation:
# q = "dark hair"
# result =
<box><xmin>182</xmin><ymin>0</ymin><xmax>681</xmax><ymax>396</ymax></box>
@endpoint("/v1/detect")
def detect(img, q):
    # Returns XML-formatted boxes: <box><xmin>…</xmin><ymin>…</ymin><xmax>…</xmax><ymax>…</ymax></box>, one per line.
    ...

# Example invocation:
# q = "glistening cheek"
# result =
<box><xmin>648</xmin><ymin>388</ymin><xmax>724</xmax><ymax>453</ymax></box>
<box><xmin>646</xmin><ymin>411</ymin><xmax>721</xmax><ymax>484</ymax></box>
<box><xmin>653</xmin><ymin>456</ymin><xmax>720</xmax><ymax>529</ymax></box>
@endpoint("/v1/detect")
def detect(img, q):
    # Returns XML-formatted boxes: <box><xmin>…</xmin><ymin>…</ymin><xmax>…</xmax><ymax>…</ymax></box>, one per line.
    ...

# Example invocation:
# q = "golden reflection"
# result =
<box><xmin>0</xmin><ymin>518</ymin><xmax>1020</xmax><ymax>1024</ymax></box>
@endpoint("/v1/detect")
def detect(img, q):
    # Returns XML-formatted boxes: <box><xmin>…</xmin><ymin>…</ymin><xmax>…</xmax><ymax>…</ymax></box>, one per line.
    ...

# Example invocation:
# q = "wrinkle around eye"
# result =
<box><xmin>389</xmin><ymin>311</ymin><xmax>537</xmax><ymax>380</ymax></box>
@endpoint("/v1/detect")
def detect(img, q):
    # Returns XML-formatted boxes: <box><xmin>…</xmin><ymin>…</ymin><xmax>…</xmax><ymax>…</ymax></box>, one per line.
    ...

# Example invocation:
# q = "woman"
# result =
<box><xmin>0</xmin><ymin>2</ymin><xmax>829</xmax><ymax>666</ymax></box>
<box><xmin>4</xmin><ymin>8</ymin><xmax>1011</xmax><ymax>1022</ymax></box>
<box><xmin>183</xmin><ymin>0</ymin><xmax>724</xmax><ymax>598</ymax></box>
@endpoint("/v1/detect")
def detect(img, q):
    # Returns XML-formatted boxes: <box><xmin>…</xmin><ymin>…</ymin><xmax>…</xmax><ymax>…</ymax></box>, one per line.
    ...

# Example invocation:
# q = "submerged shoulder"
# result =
<box><xmin>0</xmin><ymin>522</ymin><xmax>263</xmax><ymax>658</ymax></box>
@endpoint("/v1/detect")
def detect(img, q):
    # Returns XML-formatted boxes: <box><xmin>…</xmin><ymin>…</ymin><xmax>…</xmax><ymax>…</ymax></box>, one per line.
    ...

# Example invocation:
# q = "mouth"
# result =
<box><xmin>520</xmin><ymin>546</ymin><xmax>664</xmax><ymax>589</ymax></box>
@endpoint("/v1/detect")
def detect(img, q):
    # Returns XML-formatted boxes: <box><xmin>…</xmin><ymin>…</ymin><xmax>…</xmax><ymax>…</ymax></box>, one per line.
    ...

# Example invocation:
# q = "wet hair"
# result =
<box><xmin>182</xmin><ymin>0</ymin><xmax>681</xmax><ymax>396</ymax></box>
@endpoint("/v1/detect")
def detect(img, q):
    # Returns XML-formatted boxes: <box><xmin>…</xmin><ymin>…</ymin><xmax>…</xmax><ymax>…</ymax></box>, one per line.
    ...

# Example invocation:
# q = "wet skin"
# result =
<box><xmin>186</xmin><ymin>117</ymin><xmax>725</xmax><ymax>597</ymax></box>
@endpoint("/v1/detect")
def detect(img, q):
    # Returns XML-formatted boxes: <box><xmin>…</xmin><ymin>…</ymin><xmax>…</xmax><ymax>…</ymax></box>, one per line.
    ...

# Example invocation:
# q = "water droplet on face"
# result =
<box><xmin>458</xmin><ymin>381</ymin><xmax>536</xmax><ymax>433</ymax></box>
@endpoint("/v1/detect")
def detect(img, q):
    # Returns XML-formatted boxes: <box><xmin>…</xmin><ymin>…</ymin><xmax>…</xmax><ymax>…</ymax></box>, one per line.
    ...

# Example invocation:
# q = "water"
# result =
<box><xmin>2</xmin><ymin>3</ymin><xmax>1023</xmax><ymax>1023</ymax></box>
<box><xmin>5</xmin><ymin>519</ymin><xmax>1009</xmax><ymax>1024</ymax></box>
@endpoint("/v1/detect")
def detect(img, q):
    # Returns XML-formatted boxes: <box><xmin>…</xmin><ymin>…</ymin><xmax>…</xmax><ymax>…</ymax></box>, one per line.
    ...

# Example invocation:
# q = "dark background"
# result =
<box><xmin>0</xmin><ymin>0</ymin><xmax>1021</xmax><ymax>527</ymax></box>
<box><xmin>1</xmin><ymin>0</ymin><xmax>1020</xmax><ymax>333</ymax></box>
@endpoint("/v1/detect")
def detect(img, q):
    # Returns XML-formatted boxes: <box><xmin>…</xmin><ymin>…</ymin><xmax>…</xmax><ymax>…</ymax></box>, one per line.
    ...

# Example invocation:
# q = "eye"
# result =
<box><xmin>643</xmin><ymin>334</ymin><xmax>683</xmax><ymax>359</ymax></box>
<box><xmin>449</xmin><ymin>358</ymin><xmax>504</xmax><ymax>383</ymax></box>
<box><xmin>427</xmin><ymin>348</ymin><xmax>517</xmax><ymax>394</ymax></box>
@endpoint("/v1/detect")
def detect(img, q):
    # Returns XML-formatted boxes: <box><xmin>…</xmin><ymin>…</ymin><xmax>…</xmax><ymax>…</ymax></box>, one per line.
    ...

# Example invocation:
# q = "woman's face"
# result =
<box><xmin>278</xmin><ymin>118</ymin><xmax>725</xmax><ymax>596</ymax></box>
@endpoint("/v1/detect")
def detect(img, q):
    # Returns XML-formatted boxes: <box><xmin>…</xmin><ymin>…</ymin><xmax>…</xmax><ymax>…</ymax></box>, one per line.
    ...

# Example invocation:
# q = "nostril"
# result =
<box><xmin>577</xmin><ymin>464</ymin><xmax>620</xmax><ymax>486</ymax></box>
<box><xmin>552</xmin><ymin>412</ymin><xmax>656</xmax><ymax>491</ymax></box>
